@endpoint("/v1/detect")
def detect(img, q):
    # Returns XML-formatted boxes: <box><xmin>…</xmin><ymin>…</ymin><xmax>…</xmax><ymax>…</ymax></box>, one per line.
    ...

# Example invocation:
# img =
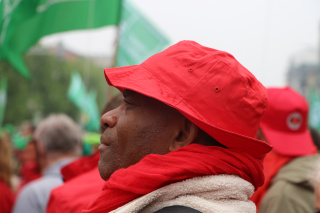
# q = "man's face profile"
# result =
<box><xmin>98</xmin><ymin>89</ymin><xmax>183</xmax><ymax>180</ymax></box>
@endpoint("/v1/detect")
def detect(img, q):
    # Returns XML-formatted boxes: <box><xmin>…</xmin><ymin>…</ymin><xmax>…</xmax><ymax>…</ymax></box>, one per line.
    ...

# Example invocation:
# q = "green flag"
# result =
<box><xmin>115</xmin><ymin>0</ymin><xmax>170</xmax><ymax>67</ymax></box>
<box><xmin>67</xmin><ymin>72</ymin><xmax>87</xmax><ymax>109</ymax></box>
<box><xmin>84</xmin><ymin>90</ymin><xmax>100</xmax><ymax>132</ymax></box>
<box><xmin>67</xmin><ymin>72</ymin><xmax>100</xmax><ymax>132</ymax></box>
<box><xmin>308</xmin><ymin>88</ymin><xmax>320</xmax><ymax>131</ymax></box>
<box><xmin>0</xmin><ymin>0</ymin><xmax>121</xmax><ymax>78</ymax></box>
<box><xmin>0</xmin><ymin>77</ymin><xmax>7</xmax><ymax>127</ymax></box>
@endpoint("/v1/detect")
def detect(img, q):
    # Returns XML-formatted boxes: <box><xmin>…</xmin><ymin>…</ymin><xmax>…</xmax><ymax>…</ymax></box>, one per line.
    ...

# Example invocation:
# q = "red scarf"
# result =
<box><xmin>250</xmin><ymin>151</ymin><xmax>293</xmax><ymax>210</ymax></box>
<box><xmin>84</xmin><ymin>144</ymin><xmax>266</xmax><ymax>213</ymax></box>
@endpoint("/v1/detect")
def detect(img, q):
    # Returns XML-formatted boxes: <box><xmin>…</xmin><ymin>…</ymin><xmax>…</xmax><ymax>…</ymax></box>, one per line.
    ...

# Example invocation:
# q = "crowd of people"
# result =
<box><xmin>1</xmin><ymin>40</ymin><xmax>320</xmax><ymax>213</ymax></box>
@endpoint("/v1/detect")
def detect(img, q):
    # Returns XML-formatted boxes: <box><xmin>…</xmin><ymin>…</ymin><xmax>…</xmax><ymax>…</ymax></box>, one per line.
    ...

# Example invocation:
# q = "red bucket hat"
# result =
<box><xmin>260</xmin><ymin>87</ymin><xmax>316</xmax><ymax>156</ymax></box>
<box><xmin>104</xmin><ymin>40</ymin><xmax>272</xmax><ymax>157</ymax></box>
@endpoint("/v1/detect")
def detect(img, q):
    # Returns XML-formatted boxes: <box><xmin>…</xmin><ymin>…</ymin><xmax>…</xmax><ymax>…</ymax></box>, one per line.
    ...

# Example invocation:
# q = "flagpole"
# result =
<box><xmin>106</xmin><ymin>0</ymin><xmax>122</xmax><ymax>103</ymax></box>
<box><xmin>80</xmin><ymin>0</ymin><xmax>96</xmax><ymax>129</ymax></box>
<box><xmin>107</xmin><ymin>27</ymin><xmax>120</xmax><ymax>103</ymax></box>
<box><xmin>83</xmin><ymin>0</ymin><xmax>96</xmax><ymax>89</ymax></box>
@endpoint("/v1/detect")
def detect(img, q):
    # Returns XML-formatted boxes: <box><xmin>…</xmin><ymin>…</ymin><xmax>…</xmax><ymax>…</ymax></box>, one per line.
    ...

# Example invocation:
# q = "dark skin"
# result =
<box><xmin>98</xmin><ymin>89</ymin><xmax>200</xmax><ymax>180</ymax></box>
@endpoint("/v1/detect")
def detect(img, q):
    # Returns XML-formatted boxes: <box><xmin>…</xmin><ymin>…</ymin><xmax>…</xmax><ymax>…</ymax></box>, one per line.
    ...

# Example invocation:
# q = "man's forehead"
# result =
<box><xmin>123</xmin><ymin>89</ymin><xmax>151</xmax><ymax>101</ymax></box>
<box><xmin>122</xmin><ymin>89</ymin><xmax>174</xmax><ymax>110</ymax></box>
<box><xmin>123</xmin><ymin>89</ymin><xmax>138</xmax><ymax>98</ymax></box>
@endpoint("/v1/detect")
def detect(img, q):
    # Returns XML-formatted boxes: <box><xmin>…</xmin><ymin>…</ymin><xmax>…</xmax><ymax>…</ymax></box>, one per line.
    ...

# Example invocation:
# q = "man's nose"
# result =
<box><xmin>100</xmin><ymin>108</ymin><xmax>118</xmax><ymax>129</ymax></box>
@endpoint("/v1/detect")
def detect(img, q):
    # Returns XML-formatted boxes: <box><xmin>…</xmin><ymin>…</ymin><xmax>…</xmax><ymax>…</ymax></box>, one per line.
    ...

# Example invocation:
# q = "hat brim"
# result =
<box><xmin>260</xmin><ymin>123</ymin><xmax>316</xmax><ymax>156</ymax></box>
<box><xmin>104</xmin><ymin>65</ymin><xmax>272</xmax><ymax>158</ymax></box>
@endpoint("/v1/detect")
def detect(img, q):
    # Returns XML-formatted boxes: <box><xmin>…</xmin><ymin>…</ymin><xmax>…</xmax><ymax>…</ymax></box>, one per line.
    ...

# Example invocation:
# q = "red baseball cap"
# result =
<box><xmin>260</xmin><ymin>87</ymin><xmax>316</xmax><ymax>156</ymax></box>
<box><xmin>104</xmin><ymin>40</ymin><xmax>272</xmax><ymax>157</ymax></box>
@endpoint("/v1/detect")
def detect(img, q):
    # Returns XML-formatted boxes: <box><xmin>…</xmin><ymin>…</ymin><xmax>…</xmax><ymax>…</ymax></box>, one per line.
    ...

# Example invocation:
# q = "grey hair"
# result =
<box><xmin>34</xmin><ymin>114</ymin><xmax>83</xmax><ymax>154</ymax></box>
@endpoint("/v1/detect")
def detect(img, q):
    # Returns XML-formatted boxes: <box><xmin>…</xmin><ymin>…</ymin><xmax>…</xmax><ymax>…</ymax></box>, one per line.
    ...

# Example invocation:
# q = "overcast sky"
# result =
<box><xmin>41</xmin><ymin>0</ymin><xmax>320</xmax><ymax>87</ymax></box>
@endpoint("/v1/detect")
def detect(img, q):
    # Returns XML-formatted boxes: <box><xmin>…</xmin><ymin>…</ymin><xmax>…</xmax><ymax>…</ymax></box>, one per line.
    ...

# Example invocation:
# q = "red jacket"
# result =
<box><xmin>0</xmin><ymin>180</ymin><xmax>15</xmax><ymax>213</ymax></box>
<box><xmin>46</xmin><ymin>152</ymin><xmax>104</xmax><ymax>213</ymax></box>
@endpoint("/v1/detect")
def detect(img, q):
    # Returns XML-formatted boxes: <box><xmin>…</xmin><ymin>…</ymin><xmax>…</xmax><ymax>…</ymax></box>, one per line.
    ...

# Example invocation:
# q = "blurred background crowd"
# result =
<box><xmin>0</xmin><ymin>116</ymin><xmax>101</xmax><ymax>212</ymax></box>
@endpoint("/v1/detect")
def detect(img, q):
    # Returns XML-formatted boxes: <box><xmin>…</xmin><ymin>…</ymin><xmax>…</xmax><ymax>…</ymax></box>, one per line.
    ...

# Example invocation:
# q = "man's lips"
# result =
<box><xmin>98</xmin><ymin>143</ymin><xmax>108</xmax><ymax>152</ymax></box>
<box><xmin>98</xmin><ymin>134</ymin><xmax>110</xmax><ymax>152</ymax></box>
<box><xmin>100</xmin><ymin>134</ymin><xmax>110</xmax><ymax>146</ymax></box>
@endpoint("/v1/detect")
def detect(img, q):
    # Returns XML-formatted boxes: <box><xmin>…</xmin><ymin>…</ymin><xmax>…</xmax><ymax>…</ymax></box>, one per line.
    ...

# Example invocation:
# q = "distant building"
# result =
<box><xmin>287</xmin><ymin>49</ymin><xmax>319</xmax><ymax>99</ymax></box>
<box><xmin>29</xmin><ymin>42</ymin><xmax>113</xmax><ymax>68</ymax></box>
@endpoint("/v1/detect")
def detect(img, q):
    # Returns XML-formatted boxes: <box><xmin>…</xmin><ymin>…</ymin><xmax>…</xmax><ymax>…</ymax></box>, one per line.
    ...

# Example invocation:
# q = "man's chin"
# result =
<box><xmin>98</xmin><ymin>162</ymin><xmax>110</xmax><ymax>181</ymax></box>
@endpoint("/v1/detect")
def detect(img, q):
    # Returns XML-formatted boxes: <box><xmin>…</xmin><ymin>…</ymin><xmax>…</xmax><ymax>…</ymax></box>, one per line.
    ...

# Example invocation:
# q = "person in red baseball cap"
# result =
<box><xmin>251</xmin><ymin>87</ymin><xmax>318</xmax><ymax>213</ymax></box>
<box><xmin>84</xmin><ymin>40</ymin><xmax>272</xmax><ymax>213</ymax></box>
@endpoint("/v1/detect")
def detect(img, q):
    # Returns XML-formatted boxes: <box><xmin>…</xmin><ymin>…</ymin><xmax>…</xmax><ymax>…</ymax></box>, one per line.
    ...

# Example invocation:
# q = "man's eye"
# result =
<box><xmin>124</xmin><ymin>100</ymin><xmax>135</xmax><ymax>108</ymax></box>
<box><xmin>124</xmin><ymin>99</ymin><xmax>133</xmax><ymax>105</ymax></box>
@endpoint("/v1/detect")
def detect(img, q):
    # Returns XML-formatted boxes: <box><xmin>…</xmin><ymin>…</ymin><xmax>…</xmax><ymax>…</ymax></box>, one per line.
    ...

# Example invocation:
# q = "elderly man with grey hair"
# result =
<box><xmin>13</xmin><ymin>114</ymin><xmax>83</xmax><ymax>213</ymax></box>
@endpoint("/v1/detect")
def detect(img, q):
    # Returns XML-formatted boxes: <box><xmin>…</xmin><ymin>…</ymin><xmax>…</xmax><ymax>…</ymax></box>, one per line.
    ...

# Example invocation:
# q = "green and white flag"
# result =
<box><xmin>115</xmin><ymin>0</ymin><xmax>170</xmax><ymax>67</ymax></box>
<box><xmin>0</xmin><ymin>0</ymin><xmax>121</xmax><ymax>78</ymax></box>
<box><xmin>0</xmin><ymin>77</ymin><xmax>8</xmax><ymax>127</ymax></box>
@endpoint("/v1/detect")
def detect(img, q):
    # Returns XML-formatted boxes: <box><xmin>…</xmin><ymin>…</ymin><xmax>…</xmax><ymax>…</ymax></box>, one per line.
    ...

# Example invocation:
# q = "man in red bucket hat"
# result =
<box><xmin>251</xmin><ymin>87</ymin><xmax>318</xmax><ymax>213</ymax></box>
<box><xmin>84</xmin><ymin>40</ymin><xmax>272</xmax><ymax>213</ymax></box>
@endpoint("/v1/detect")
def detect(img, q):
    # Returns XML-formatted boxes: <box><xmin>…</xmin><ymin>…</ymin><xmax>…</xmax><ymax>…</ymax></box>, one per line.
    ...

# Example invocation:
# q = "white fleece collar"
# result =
<box><xmin>111</xmin><ymin>174</ymin><xmax>256</xmax><ymax>213</ymax></box>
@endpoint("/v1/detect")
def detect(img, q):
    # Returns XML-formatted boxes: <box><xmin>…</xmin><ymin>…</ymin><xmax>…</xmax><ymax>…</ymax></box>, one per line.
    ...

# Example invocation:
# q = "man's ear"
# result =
<box><xmin>169</xmin><ymin>118</ymin><xmax>199</xmax><ymax>151</ymax></box>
